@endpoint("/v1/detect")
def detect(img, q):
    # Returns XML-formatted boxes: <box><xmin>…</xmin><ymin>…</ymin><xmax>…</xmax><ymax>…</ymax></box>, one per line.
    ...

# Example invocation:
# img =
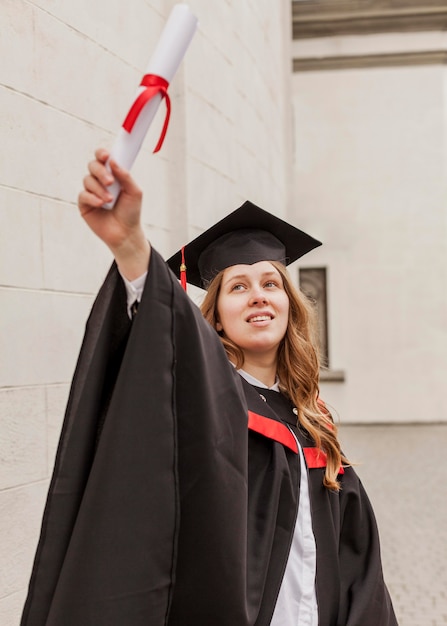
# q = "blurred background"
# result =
<box><xmin>1</xmin><ymin>0</ymin><xmax>446</xmax><ymax>623</ymax></box>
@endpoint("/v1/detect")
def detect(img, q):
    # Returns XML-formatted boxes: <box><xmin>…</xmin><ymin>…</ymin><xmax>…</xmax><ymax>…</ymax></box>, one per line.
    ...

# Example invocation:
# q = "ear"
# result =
<box><xmin>216</xmin><ymin>321</ymin><xmax>223</xmax><ymax>332</ymax></box>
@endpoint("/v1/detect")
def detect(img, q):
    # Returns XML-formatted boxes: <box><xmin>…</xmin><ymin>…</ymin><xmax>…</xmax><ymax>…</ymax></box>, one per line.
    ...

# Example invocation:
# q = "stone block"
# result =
<box><xmin>0</xmin><ymin>87</ymin><xmax>110</xmax><ymax>204</ymax></box>
<box><xmin>132</xmin><ymin>144</ymin><xmax>173</xmax><ymax>233</ymax></box>
<box><xmin>0</xmin><ymin>387</ymin><xmax>47</xmax><ymax>490</ymax></box>
<box><xmin>0</xmin><ymin>188</ymin><xmax>44</xmax><ymax>290</ymax></box>
<box><xmin>40</xmin><ymin>197</ymin><xmax>111</xmax><ymax>295</ymax></box>
<box><xmin>29</xmin><ymin>0</ymin><xmax>165</xmax><ymax>69</ymax></box>
<box><xmin>188</xmin><ymin>0</ymin><xmax>232</xmax><ymax>60</ymax></box>
<box><xmin>187</xmin><ymin>30</ymin><xmax>235</xmax><ymax>124</ymax></box>
<box><xmin>0</xmin><ymin>287</ymin><xmax>93</xmax><ymax>388</ymax></box>
<box><xmin>186</xmin><ymin>157</ymin><xmax>237</xmax><ymax>231</ymax></box>
<box><xmin>186</xmin><ymin>94</ymin><xmax>233</xmax><ymax>182</ymax></box>
<box><xmin>0</xmin><ymin>0</ymin><xmax>35</xmax><ymax>90</ymax></box>
<box><xmin>0</xmin><ymin>482</ymin><xmax>48</xmax><ymax>600</ymax></box>
<box><xmin>0</xmin><ymin>589</ymin><xmax>27</xmax><ymax>626</ymax></box>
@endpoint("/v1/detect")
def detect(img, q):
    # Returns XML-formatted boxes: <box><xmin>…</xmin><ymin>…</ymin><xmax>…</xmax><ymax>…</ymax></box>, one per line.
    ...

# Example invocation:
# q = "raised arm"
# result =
<box><xmin>78</xmin><ymin>148</ymin><xmax>151</xmax><ymax>280</ymax></box>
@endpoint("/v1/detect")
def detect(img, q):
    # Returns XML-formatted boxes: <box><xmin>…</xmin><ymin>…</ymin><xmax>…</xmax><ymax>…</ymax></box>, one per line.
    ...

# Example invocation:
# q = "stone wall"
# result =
<box><xmin>0</xmin><ymin>1</ymin><xmax>292</xmax><ymax>621</ymax></box>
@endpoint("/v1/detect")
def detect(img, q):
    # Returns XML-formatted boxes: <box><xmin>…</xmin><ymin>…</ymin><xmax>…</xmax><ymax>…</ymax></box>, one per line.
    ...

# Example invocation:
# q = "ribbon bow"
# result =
<box><xmin>122</xmin><ymin>74</ymin><xmax>171</xmax><ymax>153</ymax></box>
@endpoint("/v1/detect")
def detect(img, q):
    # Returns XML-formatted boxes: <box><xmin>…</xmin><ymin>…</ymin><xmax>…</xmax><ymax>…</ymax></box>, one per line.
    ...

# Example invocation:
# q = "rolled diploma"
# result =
<box><xmin>103</xmin><ymin>4</ymin><xmax>198</xmax><ymax>209</ymax></box>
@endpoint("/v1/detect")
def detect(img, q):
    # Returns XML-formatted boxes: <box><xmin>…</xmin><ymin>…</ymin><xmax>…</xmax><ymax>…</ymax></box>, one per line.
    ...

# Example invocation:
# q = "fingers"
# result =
<box><xmin>94</xmin><ymin>147</ymin><xmax>109</xmax><ymax>163</ymax></box>
<box><xmin>78</xmin><ymin>150</ymin><xmax>113</xmax><ymax>213</ymax></box>
<box><xmin>85</xmin><ymin>154</ymin><xmax>140</xmax><ymax>198</ymax></box>
<box><xmin>82</xmin><ymin>169</ymin><xmax>112</xmax><ymax>206</ymax></box>
<box><xmin>88</xmin><ymin>157</ymin><xmax>114</xmax><ymax>188</ymax></box>
<box><xmin>78</xmin><ymin>148</ymin><xmax>142</xmax><ymax>219</ymax></box>
<box><xmin>79</xmin><ymin>174</ymin><xmax>113</xmax><ymax>211</ymax></box>
<box><xmin>78</xmin><ymin>189</ymin><xmax>104</xmax><ymax>215</ymax></box>
<box><xmin>108</xmin><ymin>159</ymin><xmax>142</xmax><ymax>200</ymax></box>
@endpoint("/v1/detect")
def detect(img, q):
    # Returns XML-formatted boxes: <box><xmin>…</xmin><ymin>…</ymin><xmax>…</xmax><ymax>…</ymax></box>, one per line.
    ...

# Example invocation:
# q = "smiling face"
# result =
<box><xmin>216</xmin><ymin>261</ymin><xmax>290</xmax><ymax>365</ymax></box>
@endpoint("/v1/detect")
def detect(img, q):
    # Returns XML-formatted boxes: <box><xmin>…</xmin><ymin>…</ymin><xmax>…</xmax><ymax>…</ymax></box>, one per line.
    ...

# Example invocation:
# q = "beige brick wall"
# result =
<box><xmin>0</xmin><ymin>0</ymin><xmax>292</xmax><ymax>621</ymax></box>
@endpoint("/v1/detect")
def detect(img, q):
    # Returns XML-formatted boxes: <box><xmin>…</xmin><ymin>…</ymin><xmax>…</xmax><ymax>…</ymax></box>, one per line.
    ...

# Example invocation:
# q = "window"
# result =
<box><xmin>299</xmin><ymin>267</ymin><xmax>329</xmax><ymax>367</ymax></box>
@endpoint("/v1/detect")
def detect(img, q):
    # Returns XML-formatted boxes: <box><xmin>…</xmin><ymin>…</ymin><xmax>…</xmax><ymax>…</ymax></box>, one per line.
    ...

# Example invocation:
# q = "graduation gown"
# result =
<box><xmin>21</xmin><ymin>249</ymin><xmax>397</xmax><ymax>626</ymax></box>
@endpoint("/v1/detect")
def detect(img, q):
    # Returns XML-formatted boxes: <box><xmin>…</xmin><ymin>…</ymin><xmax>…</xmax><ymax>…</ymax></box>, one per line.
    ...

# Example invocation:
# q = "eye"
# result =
<box><xmin>264</xmin><ymin>280</ymin><xmax>279</xmax><ymax>289</ymax></box>
<box><xmin>231</xmin><ymin>283</ymin><xmax>246</xmax><ymax>292</ymax></box>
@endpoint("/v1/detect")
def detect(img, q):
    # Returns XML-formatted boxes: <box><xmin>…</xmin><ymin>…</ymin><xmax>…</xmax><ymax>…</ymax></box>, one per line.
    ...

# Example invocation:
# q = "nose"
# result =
<box><xmin>249</xmin><ymin>288</ymin><xmax>268</xmax><ymax>306</ymax></box>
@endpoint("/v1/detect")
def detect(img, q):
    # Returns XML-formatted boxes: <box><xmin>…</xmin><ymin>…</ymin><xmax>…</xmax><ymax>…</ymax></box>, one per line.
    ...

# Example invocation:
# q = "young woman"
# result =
<box><xmin>21</xmin><ymin>150</ymin><xmax>398</xmax><ymax>626</ymax></box>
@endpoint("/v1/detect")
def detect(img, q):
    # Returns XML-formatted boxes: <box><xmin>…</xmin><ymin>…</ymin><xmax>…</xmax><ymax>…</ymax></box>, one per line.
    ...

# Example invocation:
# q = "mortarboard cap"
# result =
<box><xmin>166</xmin><ymin>200</ymin><xmax>322</xmax><ymax>288</ymax></box>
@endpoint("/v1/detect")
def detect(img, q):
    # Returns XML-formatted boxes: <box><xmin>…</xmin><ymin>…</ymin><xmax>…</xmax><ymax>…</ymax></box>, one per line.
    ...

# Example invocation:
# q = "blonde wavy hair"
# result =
<box><xmin>201</xmin><ymin>260</ymin><xmax>349</xmax><ymax>490</ymax></box>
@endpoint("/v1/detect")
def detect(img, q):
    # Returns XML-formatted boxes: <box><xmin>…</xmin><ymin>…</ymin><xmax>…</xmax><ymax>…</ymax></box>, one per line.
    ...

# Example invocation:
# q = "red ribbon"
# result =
<box><xmin>122</xmin><ymin>74</ymin><xmax>171</xmax><ymax>153</ymax></box>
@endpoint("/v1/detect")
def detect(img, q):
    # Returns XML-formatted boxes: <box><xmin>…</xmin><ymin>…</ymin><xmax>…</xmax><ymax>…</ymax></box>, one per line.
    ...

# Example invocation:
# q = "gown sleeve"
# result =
<box><xmin>21</xmin><ymin>249</ymin><xmax>252</xmax><ymax>626</ymax></box>
<box><xmin>337</xmin><ymin>467</ymin><xmax>398</xmax><ymax>625</ymax></box>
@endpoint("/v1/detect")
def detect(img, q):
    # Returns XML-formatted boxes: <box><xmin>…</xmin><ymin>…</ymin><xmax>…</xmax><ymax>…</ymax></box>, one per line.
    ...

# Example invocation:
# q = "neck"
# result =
<box><xmin>238</xmin><ymin>353</ymin><xmax>277</xmax><ymax>388</ymax></box>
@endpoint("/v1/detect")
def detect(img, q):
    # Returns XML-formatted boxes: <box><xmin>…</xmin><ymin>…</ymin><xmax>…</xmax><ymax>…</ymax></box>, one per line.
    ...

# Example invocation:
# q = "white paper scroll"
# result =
<box><xmin>103</xmin><ymin>4</ymin><xmax>198</xmax><ymax>209</ymax></box>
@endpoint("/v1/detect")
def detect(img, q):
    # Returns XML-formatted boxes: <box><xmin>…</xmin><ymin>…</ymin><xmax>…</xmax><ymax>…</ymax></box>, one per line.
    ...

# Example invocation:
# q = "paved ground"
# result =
<box><xmin>339</xmin><ymin>423</ymin><xmax>447</xmax><ymax>626</ymax></box>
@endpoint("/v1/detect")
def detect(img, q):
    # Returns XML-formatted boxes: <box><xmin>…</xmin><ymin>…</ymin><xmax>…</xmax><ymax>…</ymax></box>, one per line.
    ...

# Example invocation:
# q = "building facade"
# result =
<box><xmin>291</xmin><ymin>0</ymin><xmax>447</xmax><ymax>425</ymax></box>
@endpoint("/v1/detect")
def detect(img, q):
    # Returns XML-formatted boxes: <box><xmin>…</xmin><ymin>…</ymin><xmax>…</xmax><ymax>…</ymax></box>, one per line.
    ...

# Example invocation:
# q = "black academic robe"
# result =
<box><xmin>21</xmin><ymin>249</ymin><xmax>397</xmax><ymax>626</ymax></box>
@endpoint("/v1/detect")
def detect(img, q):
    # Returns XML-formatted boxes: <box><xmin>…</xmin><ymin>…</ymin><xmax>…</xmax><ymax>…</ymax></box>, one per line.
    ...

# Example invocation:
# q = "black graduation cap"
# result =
<box><xmin>166</xmin><ymin>200</ymin><xmax>322</xmax><ymax>288</ymax></box>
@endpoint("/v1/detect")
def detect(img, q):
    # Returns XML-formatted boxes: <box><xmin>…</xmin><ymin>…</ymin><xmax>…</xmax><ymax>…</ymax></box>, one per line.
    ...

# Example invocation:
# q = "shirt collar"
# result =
<box><xmin>237</xmin><ymin>368</ymin><xmax>280</xmax><ymax>392</ymax></box>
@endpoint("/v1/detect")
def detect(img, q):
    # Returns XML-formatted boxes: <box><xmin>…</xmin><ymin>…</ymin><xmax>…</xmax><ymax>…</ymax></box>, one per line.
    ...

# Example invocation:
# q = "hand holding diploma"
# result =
<box><xmin>79</xmin><ymin>149</ymin><xmax>151</xmax><ymax>280</ymax></box>
<box><xmin>103</xmin><ymin>4</ymin><xmax>198</xmax><ymax>209</ymax></box>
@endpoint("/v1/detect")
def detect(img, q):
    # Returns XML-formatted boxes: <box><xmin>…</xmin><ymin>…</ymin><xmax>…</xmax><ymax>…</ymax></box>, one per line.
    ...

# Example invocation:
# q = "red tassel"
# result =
<box><xmin>180</xmin><ymin>246</ymin><xmax>187</xmax><ymax>291</ymax></box>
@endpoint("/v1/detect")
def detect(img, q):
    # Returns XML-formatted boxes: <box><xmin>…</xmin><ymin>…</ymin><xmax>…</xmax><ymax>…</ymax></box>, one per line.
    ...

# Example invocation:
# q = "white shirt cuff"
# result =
<box><xmin>119</xmin><ymin>271</ymin><xmax>148</xmax><ymax>318</ymax></box>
